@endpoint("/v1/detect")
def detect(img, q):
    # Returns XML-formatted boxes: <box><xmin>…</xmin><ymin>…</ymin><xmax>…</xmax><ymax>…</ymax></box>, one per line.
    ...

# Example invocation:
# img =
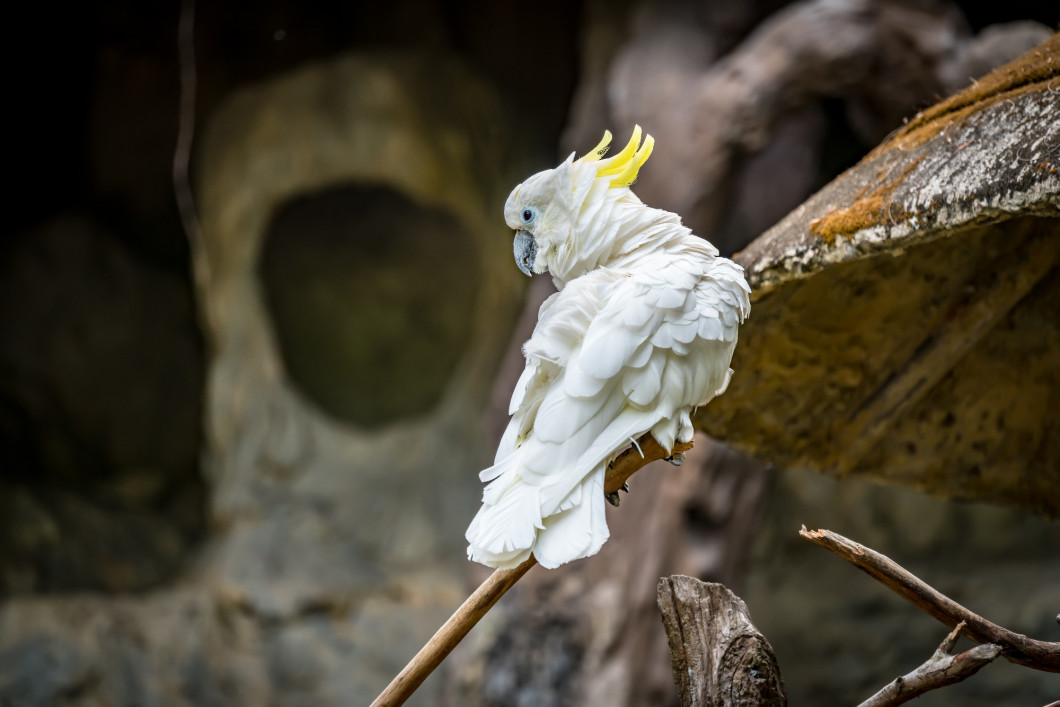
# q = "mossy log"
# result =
<box><xmin>696</xmin><ymin>35</ymin><xmax>1060</xmax><ymax>515</ymax></box>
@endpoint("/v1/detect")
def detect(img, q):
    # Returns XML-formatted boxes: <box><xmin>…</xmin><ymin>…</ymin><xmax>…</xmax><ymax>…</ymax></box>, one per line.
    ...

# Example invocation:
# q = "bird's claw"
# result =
<box><xmin>605</xmin><ymin>483</ymin><xmax>631</xmax><ymax>507</ymax></box>
<box><xmin>664</xmin><ymin>452</ymin><xmax>685</xmax><ymax>466</ymax></box>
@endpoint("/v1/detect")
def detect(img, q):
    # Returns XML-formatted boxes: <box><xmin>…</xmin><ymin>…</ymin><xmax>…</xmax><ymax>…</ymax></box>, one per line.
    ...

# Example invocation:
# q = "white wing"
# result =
<box><xmin>467</xmin><ymin>248</ymin><xmax>749</xmax><ymax>569</ymax></box>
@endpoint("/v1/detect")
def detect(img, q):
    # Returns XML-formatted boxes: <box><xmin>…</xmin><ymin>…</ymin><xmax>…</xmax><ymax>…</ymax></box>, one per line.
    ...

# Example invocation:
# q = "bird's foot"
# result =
<box><xmin>664</xmin><ymin>453</ymin><xmax>685</xmax><ymax>467</ymax></box>
<box><xmin>605</xmin><ymin>483</ymin><xmax>630</xmax><ymax>507</ymax></box>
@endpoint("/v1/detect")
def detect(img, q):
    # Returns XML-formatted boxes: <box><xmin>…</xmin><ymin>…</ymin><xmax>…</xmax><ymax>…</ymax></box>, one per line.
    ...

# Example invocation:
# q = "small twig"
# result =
<box><xmin>858</xmin><ymin>621</ymin><xmax>1001</xmax><ymax>706</ymax></box>
<box><xmin>173</xmin><ymin>0</ymin><xmax>210</xmax><ymax>293</ymax></box>
<box><xmin>800</xmin><ymin>527</ymin><xmax>1060</xmax><ymax>673</ymax></box>
<box><xmin>370</xmin><ymin>433</ymin><xmax>693</xmax><ymax>707</ymax></box>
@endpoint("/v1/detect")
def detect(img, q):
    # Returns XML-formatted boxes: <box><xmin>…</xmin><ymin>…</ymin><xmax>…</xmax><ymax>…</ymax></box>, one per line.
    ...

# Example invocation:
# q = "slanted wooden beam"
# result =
<box><xmin>836</xmin><ymin>228</ymin><xmax>1058</xmax><ymax>471</ymax></box>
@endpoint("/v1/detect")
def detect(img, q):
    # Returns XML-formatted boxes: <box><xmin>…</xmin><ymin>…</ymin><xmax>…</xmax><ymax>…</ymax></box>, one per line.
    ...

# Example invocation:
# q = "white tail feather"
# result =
<box><xmin>467</xmin><ymin>456</ymin><xmax>612</xmax><ymax>569</ymax></box>
<box><xmin>533</xmin><ymin>471</ymin><xmax>609</xmax><ymax>569</ymax></box>
<box><xmin>466</xmin><ymin>478</ymin><xmax>543</xmax><ymax>568</ymax></box>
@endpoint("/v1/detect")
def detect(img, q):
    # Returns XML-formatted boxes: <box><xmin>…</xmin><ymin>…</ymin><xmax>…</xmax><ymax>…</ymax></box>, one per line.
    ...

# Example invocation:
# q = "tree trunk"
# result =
<box><xmin>657</xmin><ymin>575</ymin><xmax>786</xmax><ymax>707</ymax></box>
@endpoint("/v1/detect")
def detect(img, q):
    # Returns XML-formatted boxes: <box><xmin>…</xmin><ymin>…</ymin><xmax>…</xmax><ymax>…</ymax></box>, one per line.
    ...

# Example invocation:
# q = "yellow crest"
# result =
<box><xmin>576</xmin><ymin>125</ymin><xmax>655</xmax><ymax>188</ymax></box>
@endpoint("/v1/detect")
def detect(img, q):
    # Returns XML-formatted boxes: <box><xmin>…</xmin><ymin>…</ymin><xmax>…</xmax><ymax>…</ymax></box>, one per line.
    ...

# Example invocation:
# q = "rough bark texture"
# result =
<box><xmin>728</xmin><ymin>34</ymin><xmax>1060</xmax><ymax>288</ymax></box>
<box><xmin>696</xmin><ymin>35</ymin><xmax>1060</xmax><ymax>515</ymax></box>
<box><xmin>657</xmin><ymin>576</ymin><xmax>785</xmax><ymax>707</ymax></box>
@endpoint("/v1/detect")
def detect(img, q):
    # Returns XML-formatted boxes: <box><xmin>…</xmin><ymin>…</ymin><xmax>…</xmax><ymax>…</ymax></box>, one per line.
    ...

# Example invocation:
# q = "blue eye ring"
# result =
<box><xmin>521</xmin><ymin>207</ymin><xmax>536</xmax><ymax>225</ymax></box>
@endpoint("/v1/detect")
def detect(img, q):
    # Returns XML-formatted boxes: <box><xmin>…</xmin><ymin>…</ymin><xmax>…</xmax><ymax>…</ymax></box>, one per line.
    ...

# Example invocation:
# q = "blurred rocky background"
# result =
<box><xmin>1</xmin><ymin>1</ymin><xmax>1056</xmax><ymax>705</ymax></box>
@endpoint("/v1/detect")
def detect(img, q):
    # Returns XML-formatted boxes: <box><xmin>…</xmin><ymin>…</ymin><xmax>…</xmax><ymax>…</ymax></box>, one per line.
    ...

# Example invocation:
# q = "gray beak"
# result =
<box><xmin>513</xmin><ymin>230</ymin><xmax>537</xmax><ymax>277</ymax></box>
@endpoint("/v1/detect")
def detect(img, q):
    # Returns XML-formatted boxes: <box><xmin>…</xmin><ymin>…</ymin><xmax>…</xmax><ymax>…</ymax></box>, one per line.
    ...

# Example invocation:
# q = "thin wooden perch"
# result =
<box><xmin>800</xmin><ymin>526</ymin><xmax>1060</xmax><ymax>673</ymax></box>
<box><xmin>859</xmin><ymin>621</ymin><xmax>1000</xmax><ymax>707</ymax></box>
<box><xmin>370</xmin><ymin>433</ymin><xmax>693</xmax><ymax>707</ymax></box>
<box><xmin>657</xmin><ymin>575</ymin><xmax>786</xmax><ymax>706</ymax></box>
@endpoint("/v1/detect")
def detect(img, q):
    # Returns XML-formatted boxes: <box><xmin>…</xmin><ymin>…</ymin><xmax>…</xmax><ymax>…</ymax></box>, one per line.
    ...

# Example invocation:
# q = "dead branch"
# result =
<box><xmin>172</xmin><ymin>0</ymin><xmax>210</xmax><ymax>295</ymax></box>
<box><xmin>658</xmin><ymin>575</ymin><xmax>786</xmax><ymax>707</ymax></box>
<box><xmin>800</xmin><ymin>526</ymin><xmax>1060</xmax><ymax>673</ymax></box>
<box><xmin>858</xmin><ymin>621</ymin><xmax>1001</xmax><ymax>706</ymax></box>
<box><xmin>370</xmin><ymin>433</ymin><xmax>693</xmax><ymax>707</ymax></box>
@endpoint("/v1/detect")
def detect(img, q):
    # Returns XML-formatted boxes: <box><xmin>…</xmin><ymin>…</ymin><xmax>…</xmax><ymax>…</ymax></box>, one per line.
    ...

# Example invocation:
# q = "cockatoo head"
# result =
<box><xmin>504</xmin><ymin>127</ymin><xmax>654</xmax><ymax>279</ymax></box>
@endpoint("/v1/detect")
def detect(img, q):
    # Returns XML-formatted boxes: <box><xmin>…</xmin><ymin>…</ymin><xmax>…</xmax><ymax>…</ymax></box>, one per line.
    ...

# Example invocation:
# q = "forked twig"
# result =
<box><xmin>859</xmin><ymin>621</ymin><xmax>1000</xmax><ymax>706</ymax></box>
<box><xmin>370</xmin><ymin>434</ymin><xmax>693</xmax><ymax>707</ymax></box>
<box><xmin>800</xmin><ymin>526</ymin><xmax>1060</xmax><ymax>673</ymax></box>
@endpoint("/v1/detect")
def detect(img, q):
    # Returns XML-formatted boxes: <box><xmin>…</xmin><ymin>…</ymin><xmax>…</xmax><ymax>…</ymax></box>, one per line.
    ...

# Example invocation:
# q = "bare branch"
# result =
<box><xmin>859</xmin><ymin>621</ymin><xmax>1001</xmax><ymax>706</ymax></box>
<box><xmin>370</xmin><ymin>433</ymin><xmax>694</xmax><ymax>707</ymax></box>
<box><xmin>172</xmin><ymin>0</ymin><xmax>211</xmax><ymax>293</ymax></box>
<box><xmin>800</xmin><ymin>527</ymin><xmax>1060</xmax><ymax>673</ymax></box>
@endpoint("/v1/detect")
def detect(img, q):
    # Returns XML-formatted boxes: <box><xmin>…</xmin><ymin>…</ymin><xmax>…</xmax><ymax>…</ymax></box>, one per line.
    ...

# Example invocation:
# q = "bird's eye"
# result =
<box><xmin>521</xmin><ymin>207</ymin><xmax>536</xmax><ymax>225</ymax></box>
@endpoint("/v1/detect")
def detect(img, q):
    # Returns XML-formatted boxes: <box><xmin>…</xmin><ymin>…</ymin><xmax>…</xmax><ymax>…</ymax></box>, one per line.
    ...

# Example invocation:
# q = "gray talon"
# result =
<box><xmin>666</xmin><ymin>453</ymin><xmax>685</xmax><ymax>466</ymax></box>
<box><xmin>605</xmin><ymin>491</ymin><xmax>622</xmax><ymax>507</ymax></box>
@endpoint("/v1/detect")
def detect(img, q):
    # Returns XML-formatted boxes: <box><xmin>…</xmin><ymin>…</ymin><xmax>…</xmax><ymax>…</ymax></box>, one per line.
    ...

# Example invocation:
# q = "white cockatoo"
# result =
<box><xmin>466</xmin><ymin>127</ymin><xmax>750</xmax><ymax>570</ymax></box>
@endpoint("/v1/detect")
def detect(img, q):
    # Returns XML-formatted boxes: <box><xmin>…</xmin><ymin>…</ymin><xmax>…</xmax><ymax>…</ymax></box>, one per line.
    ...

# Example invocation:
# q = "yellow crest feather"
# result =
<box><xmin>593</xmin><ymin>125</ymin><xmax>653</xmax><ymax>187</ymax></box>
<box><xmin>596</xmin><ymin>126</ymin><xmax>642</xmax><ymax>177</ymax></box>
<box><xmin>577</xmin><ymin>130</ymin><xmax>613</xmax><ymax>163</ymax></box>
<box><xmin>609</xmin><ymin>135</ymin><xmax>654</xmax><ymax>188</ymax></box>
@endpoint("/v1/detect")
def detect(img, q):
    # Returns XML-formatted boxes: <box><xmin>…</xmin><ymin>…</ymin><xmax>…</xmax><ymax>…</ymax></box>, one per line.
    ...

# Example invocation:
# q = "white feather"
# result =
<box><xmin>533</xmin><ymin>471</ymin><xmax>608</xmax><ymax>569</ymax></box>
<box><xmin>466</xmin><ymin>143</ymin><xmax>750</xmax><ymax>569</ymax></box>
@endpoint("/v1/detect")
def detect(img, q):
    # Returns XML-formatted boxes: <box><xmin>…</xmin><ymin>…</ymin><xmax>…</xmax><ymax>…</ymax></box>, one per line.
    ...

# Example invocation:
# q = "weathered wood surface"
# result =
<box><xmin>732</xmin><ymin>33</ymin><xmax>1060</xmax><ymax>291</ymax></box>
<box><xmin>696</xmin><ymin>35</ymin><xmax>1060</xmax><ymax>515</ymax></box>
<box><xmin>858</xmin><ymin>622</ymin><xmax>1001</xmax><ymax>707</ymax></box>
<box><xmin>657</xmin><ymin>576</ymin><xmax>786</xmax><ymax>707</ymax></box>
